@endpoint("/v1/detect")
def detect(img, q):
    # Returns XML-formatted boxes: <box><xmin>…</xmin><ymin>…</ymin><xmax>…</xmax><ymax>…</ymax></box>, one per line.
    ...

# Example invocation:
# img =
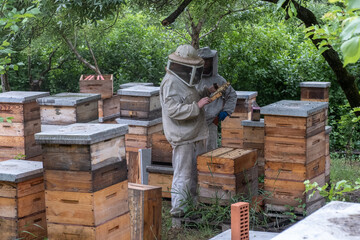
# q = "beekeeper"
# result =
<box><xmin>160</xmin><ymin>44</ymin><xmax>213</xmax><ymax>218</ymax></box>
<box><xmin>197</xmin><ymin>47</ymin><xmax>237</xmax><ymax>151</ymax></box>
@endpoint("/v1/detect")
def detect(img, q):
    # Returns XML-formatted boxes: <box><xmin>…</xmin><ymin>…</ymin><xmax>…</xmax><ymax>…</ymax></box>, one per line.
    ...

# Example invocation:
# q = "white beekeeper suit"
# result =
<box><xmin>197</xmin><ymin>47</ymin><xmax>237</xmax><ymax>151</ymax></box>
<box><xmin>160</xmin><ymin>45</ymin><xmax>211</xmax><ymax>217</ymax></box>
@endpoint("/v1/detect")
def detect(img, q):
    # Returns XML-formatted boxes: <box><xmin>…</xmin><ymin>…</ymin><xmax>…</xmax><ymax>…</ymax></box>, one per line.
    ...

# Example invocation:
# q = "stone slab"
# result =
<box><xmin>236</xmin><ymin>91</ymin><xmax>258</xmax><ymax>100</ymax></box>
<box><xmin>260</xmin><ymin>100</ymin><xmax>328</xmax><ymax>117</ymax></box>
<box><xmin>300</xmin><ymin>81</ymin><xmax>331</xmax><ymax>88</ymax></box>
<box><xmin>272</xmin><ymin>201</ymin><xmax>360</xmax><ymax>240</ymax></box>
<box><xmin>242</xmin><ymin>119</ymin><xmax>265</xmax><ymax>127</ymax></box>
<box><xmin>0</xmin><ymin>91</ymin><xmax>49</xmax><ymax>103</ymax></box>
<box><xmin>116</xmin><ymin>117</ymin><xmax>162</xmax><ymax>127</ymax></box>
<box><xmin>209</xmin><ymin>230</ymin><xmax>278</xmax><ymax>240</ymax></box>
<box><xmin>117</xmin><ymin>86</ymin><xmax>160</xmax><ymax>97</ymax></box>
<box><xmin>0</xmin><ymin>160</ymin><xmax>43</xmax><ymax>182</ymax></box>
<box><xmin>326</xmin><ymin>125</ymin><xmax>332</xmax><ymax>135</ymax></box>
<box><xmin>36</xmin><ymin>93</ymin><xmax>101</xmax><ymax>106</ymax></box>
<box><xmin>119</xmin><ymin>82</ymin><xmax>154</xmax><ymax>89</ymax></box>
<box><xmin>35</xmin><ymin>123</ymin><xmax>128</xmax><ymax>145</ymax></box>
<box><xmin>146</xmin><ymin>165</ymin><xmax>173</xmax><ymax>175</ymax></box>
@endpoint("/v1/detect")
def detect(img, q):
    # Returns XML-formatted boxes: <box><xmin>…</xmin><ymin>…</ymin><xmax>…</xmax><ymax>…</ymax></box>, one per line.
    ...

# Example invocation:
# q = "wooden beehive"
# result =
<box><xmin>197</xmin><ymin>148</ymin><xmax>257</xmax><ymax>175</ymax></box>
<box><xmin>198</xmin><ymin>166</ymin><xmax>258</xmax><ymax>205</ymax></box>
<box><xmin>0</xmin><ymin>160</ymin><xmax>47</xmax><ymax>239</ymax></box>
<box><xmin>98</xmin><ymin>95</ymin><xmax>121</xmax><ymax>123</ymax></box>
<box><xmin>151</xmin><ymin>132</ymin><xmax>172</xmax><ymax>165</ymax></box>
<box><xmin>221</xmin><ymin>91</ymin><xmax>257</xmax><ymax>148</ymax></box>
<box><xmin>242</xmin><ymin>119</ymin><xmax>265</xmax><ymax>177</ymax></box>
<box><xmin>325</xmin><ymin>126</ymin><xmax>331</xmax><ymax>184</ymax></box>
<box><xmin>117</xmin><ymin>86</ymin><xmax>161</xmax><ymax>120</ymax></box>
<box><xmin>261</xmin><ymin>100</ymin><xmax>328</xmax><ymax>213</ymax></box>
<box><xmin>147</xmin><ymin>165</ymin><xmax>173</xmax><ymax>198</ymax></box>
<box><xmin>128</xmin><ymin>183</ymin><xmax>162</xmax><ymax>240</ymax></box>
<box><xmin>300</xmin><ymin>82</ymin><xmax>330</xmax><ymax>102</ymax></box>
<box><xmin>47</xmin><ymin>211</ymin><xmax>131</xmax><ymax>240</ymax></box>
<box><xmin>0</xmin><ymin>91</ymin><xmax>49</xmax><ymax>161</ymax></box>
<box><xmin>37</xmin><ymin>93</ymin><xmax>101</xmax><ymax>125</ymax></box>
<box><xmin>79</xmin><ymin>74</ymin><xmax>114</xmax><ymax>99</ymax></box>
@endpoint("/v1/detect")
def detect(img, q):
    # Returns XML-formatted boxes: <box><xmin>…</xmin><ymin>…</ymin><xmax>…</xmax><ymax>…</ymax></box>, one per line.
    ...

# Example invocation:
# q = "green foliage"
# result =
<box><xmin>0</xmin><ymin>116</ymin><xmax>13</xmax><ymax>123</ymax></box>
<box><xmin>304</xmin><ymin>177</ymin><xmax>360</xmax><ymax>202</ymax></box>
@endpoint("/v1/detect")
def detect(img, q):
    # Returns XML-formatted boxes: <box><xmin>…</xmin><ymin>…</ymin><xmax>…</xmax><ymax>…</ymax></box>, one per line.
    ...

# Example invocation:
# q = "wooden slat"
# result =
<box><xmin>243</xmin><ymin>126</ymin><xmax>264</xmax><ymax>144</ymax></box>
<box><xmin>0</xmin><ymin>181</ymin><xmax>16</xmax><ymax>198</ymax></box>
<box><xmin>151</xmin><ymin>132</ymin><xmax>172</xmax><ymax>165</ymax></box>
<box><xmin>125</xmin><ymin>134</ymin><xmax>151</xmax><ymax>149</ymax></box>
<box><xmin>18</xmin><ymin>191</ymin><xmax>45</xmax><ymax>218</ymax></box>
<box><xmin>127</xmin><ymin>151</ymin><xmax>141</xmax><ymax>184</ymax></box>
<box><xmin>40</xmin><ymin>106</ymin><xmax>77</xmax><ymax>125</ymax></box>
<box><xmin>221</xmin><ymin>113</ymin><xmax>248</xmax><ymax>130</ymax></box>
<box><xmin>90</xmin><ymin>137</ymin><xmax>125</xmax><ymax>166</ymax></box>
<box><xmin>76</xmin><ymin>101</ymin><xmax>99</xmax><ymax>123</ymax></box>
<box><xmin>148</xmin><ymin>172</ymin><xmax>173</xmax><ymax>198</ymax></box>
<box><xmin>79</xmin><ymin>74</ymin><xmax>114</xmax><ymax>99</ymax></box>
<box><xmin>0</xmin><ymin>197</ymin><xmax>16</xmax><ymax>218</ymax></box>
<box><xmin>301</xmin><ymin>87</ymin><xmax>329</xmax><ymax>102</ymax></box>
<box><xmin>128</xmin><ymin>124</ymin><xmax>163</xmax><ymax>135</ymax></box>
<box><xmin>0</xmin><ymin>119</ymin><xmax>41</xmax><ymax>137</ymax></box>
<box><xmin>17</xmin><ymin>176</ymin><xmax>44</xmax><ymax>198</ymax></box>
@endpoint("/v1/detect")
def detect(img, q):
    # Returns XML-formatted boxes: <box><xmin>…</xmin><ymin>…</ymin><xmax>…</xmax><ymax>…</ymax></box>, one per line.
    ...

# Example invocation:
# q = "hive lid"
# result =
<box><xmin>36</xmin><ymin>93</ymin><xmax>101</xmax><ymax>106</ymax></box>
<box><xmin>0</xmin><ymin>91</ymin><xmax>50</xmax><ymax>103</ymax></box>
<box><xmin>35</xmin><ymin>123</ymin><xmax>128</xmax><ymax>145</ymax></box>
<box><xmin>115</xmin><ymin>117</ymin><xmax>162</xmax><ymax>127</ymax></box>
<box><xmin>325</xmin><ymin>125</ymin><xmax>332</xmax><ymax>134</ymax></box>
<box><xmin>0</xmin><ymin>160</ymin><xmax>43</xmax><ymax>182</ymax></box>
<box><xmin>119</xmin><ymin>82</ymin><xmax>154</xmax><ymax>89</ymax></box>
<box><xmin>236</xmin><ymin>91</ymin><xmax>258</xmax><ymax>100</ymax></box>
<box><xmin>117</xmin><ymin>86</ymin><xmax>160</xmax><ymax>97</ymax></box>
<box><xmin>260</xmin><ymin>100</ymin><xmax>328</xmax><ymax>117</ymax></box>
<box><xmin>242</xmin><ymin>119</ymin><xmax>264</xmax><ymax>127</ymax></box>
<box><xmin>300</xmin><ymin>81</ymin><xmax>331</xmax><ymax>88</ymax></box>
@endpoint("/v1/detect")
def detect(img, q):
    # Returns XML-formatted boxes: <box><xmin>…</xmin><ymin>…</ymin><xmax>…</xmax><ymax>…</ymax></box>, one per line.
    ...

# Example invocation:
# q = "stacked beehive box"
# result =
<box><xmin>116</xmin><ymin>118</ymin><xmax>163</xmax><ymax>183</ymax></box>
<box><xmin>242</xmin><ymin>119</ymin><xmax>265</xmax><ymax>178</ymax></box>
<box><xmin>325</xmin><ymin>126</ymin><xmax>331</xmax><ymax>184</ymax></box>
<box><xmin>262</xmin><ymin>100</ymin><xmax>328</xmax><ymax>214</ymax></box>
<box><xmin>146</xmin><ymin>165</ymin><xmax>173</xmax><ymax>198</ymax></box>
<box><xmin>197</xmin><ymin>147</ymin><xmax>258</xmax><ymax>204</ymax></box>
<box><xmin>79</xmin><ymin>74</ymin><xmax>121</xmax><ymax>123</ymax></box>
<box><xmin>35</xmin><ymin>123</ymin><xmax>130</xmax><ymax>239</ymax></box>
<box><xmin>117</xmin><ymin>86</ymin><xmax>161</xmax><ymax>120</ymax></box>
<box><xmin>37</xmin><ymin>93</ymin><xmax>100</xmax><ymax>125</ymax></box>
<box><xmin>0</xmin><ymin>160</ymin><xmax>47</xmax><ymax>239</ymax></box>
<box><xmin>222</xmin><ymin>91</ymin><xmax>257</xmax><ymax>148</ymax></box>
<box><xmin>0</xmin><ymin>91</ymin><xmax>49</xmax><ymax>161</ymax></box>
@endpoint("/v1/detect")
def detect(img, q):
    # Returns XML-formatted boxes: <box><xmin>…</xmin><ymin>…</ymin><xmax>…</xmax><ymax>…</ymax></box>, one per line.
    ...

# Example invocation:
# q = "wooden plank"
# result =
<box><xmin>127</xmin><ymin>151</ymin><xmax>141</xmax><ymax>184</ymax></box>
<box><xmin>0</xmin><ymin>215</ymin><xmax>17</xmax><ymax>240</ymax></box>
<box><xmin>48</xmin><ymin>212</ymin><xmax>131</xmax><ymax>240</ymax></box>
<box><xmin>99</xmin><ymin>95</ymin><xmax>120</xmax><ymax>118</ymax></box>
<box><xmin>197</xmin><ymin>148</ymin><xmax>257</xmax><ymax>174</ymax></box>
<box><xmin>120</xmin><ymin>109</ymin><xmax>162</xmax><ymax>120</ymax></box>
<box><xmin>221</xmin><ymin>113</ymin><xmax>249</xmax><ymax>130</ymax></box>
<box><xmin>265</xmin><ymin>156</ymin><xmax>325</xmax><ymax>181</ymax></box>
<box><xmin>128</xmin><ymin>183</ymin><xmax>162</xmax><ymax>240</ymax></box>
<box><xmin>40</xmin><ymin>105</ymin><xmax>77</xmax><ymax>125</ymax></box>
<box><xmin>148</xmin><ymin>172</ymin><xmax>173</xmax><ymax>198</ymax></box>
<box><xmin>46</xmin><ymin>181</ymin><xmax>129</xmax><ymax>226</ymax></box>
<box><xmin>0</xmin><ymin>197</ymin><xmax>16</xmax><ymax>218</ymax></box>
<box><xmin>301</xmin><ymin>87</ymin><xmax>329</xmax><ymax>102</ymax></box>
<box><xmin>149</xmin><ymin>95</ymin><xmax>161</xmax><ymax>112</ymax></box>
<box><xmin>0</xmin><ymin>119</ymin><xmax>41</xmax><ymax>137</ymax></box>
<box><xmin>0</xmin><ymin>103</ymin><xmax>24</xmax><ymax>123</ymax></box>
<box><xmin>76</xmin><ymin>101</ymin><xmax>99</xmax><ymax>123</ymax></box>
<box><xmin>23</xmin><ymin>101</ymin><xmax>41</xmax><ymax>122</ymax></box>
<box><xmin>17</xmin><ymin>176</ymin><xmax>44</xmax><ymax>198</ymax></box>
<box><xmin>0</xmin><ymin>181</ymin><xmax>16</xmax><ymax>198</ymax></box>
<box><xmin>128</xmin><ymin>124</ymin><xmax>163</xmax><ymax>135</ymax></box>
<box><xmin>120</xmin><ymin>96</ymin><xmax>151</xmax><ymax>112</ymax></box>
<box><xmin>90</xmin><ymin>137</ymin><xmax>125</xmax><ymax>165</ymax></box>
<box><xmin>151</xmin><ymin>132</ymin><xmax>172</xmax><ymax>165</ymax></box>
<box><xmin>79</xmin><ymin>74</ymin><xmax>114</xmax><ymax>99</ymax></box>
<box><xmin>0</xmin><ymin>135</ymin><xmax>41</xmax><ymax>158</ymax></box>
<box><xmin>42</xmin><ymin>144</ymin><xmax>91</xmax><ymax>171</ymax></box>
<box><xmin>18</xmin><ymin>191</ymin><xmax>45</xmax><ymax>218</ymax></box>
<box><xmin>125</xmin><ymin>134</ymin><xmax>151</xmax><ymax>149</ymax></box>
<box><xmin>221</xmin><ymin>128</ymin><xmax>244</xmax><ymax>147</ymax></box>
<box><xmin>243</xmin><ymin>126</ymin><xmax>264</xmax><ymax>144</ymax></box>
<box><xmin>243</xmin><ymin>142</ymin><xmax>264</xmax><ymax>157</ymax></box>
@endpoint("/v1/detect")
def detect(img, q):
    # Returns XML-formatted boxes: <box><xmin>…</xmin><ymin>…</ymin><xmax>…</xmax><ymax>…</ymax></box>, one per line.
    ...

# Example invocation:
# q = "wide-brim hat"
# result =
<box><xmin>168</xmin><ymin>45</ymin><xmax>204</xmax><ymax>66</ymax></box>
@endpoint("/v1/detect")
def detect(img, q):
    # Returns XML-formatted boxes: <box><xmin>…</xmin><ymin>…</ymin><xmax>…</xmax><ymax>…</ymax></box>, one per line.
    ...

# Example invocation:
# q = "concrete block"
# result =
<box><xmin>0</xmin><ymin>160</ymin><xmax>43</xmax><ymax>182</ymax></box>
<box><xmin>236</xmin><ymin>91</ymin><xmax>258</xmax><ymax>100</ymax></box>
<box><xmin>36</xmin><ymin>93</ymin><xmax>101</xmax><ymax>106</ymax></box>
<box><xmin>241</xmin><ymin>119</ymin><xmax>264</xmax><ymax>127</ymax></box>
<box><xmin>260</xmin><ymin>100</ymin><xmax>328</xmax><ymax>117</ymax></box>
<box><xmin>35</xmin><ymin>123</ymin><xmax>128</xmax><ymax>145</ymax></box>
<box><xmin>117</xmin><ymin>86</ymin><xmax>160</xmax><ymax>97</ymax></box>
<box><xmin>300</xmin><ymin>82</ymin><xmax>331</xmax><ymax>88</ymax></box>
<box><xmin>116</xmin><ymin>117</ymin><xmax>162</xmax><ymax>127</ymax></box>
<box><xmin>0</xmin><ymin>91</ymin><xmax>49</xmax><ymax>103</ymax></box>
<box><xmin>325</xmin><ymin>125</ymin><xmax>332</xmax><ymax>135</ymax></box>
<box><xmin>231</xmin><ymin>202</ymin><xmax>249</xmax><ymax>240</ymax></box>
<box><xmin>119</xmin><ymin>82</ymin><xmax>154</xmax><ymax>89</ymax></box>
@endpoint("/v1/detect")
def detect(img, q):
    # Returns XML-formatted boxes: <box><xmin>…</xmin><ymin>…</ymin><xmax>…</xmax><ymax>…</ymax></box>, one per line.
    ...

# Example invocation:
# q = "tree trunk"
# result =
<box><xmin>1</xmin><ymin>73</ymin><xmax>10</xmax><ymax>92</ymax></box>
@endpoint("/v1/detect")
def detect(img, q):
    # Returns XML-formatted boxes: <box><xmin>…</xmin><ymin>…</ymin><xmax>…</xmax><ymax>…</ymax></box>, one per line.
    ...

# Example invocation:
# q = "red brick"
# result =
<box><xmin>231</xmin><ymin>202</ymin><xmax>249</xmax><ymax>240</ymax></box>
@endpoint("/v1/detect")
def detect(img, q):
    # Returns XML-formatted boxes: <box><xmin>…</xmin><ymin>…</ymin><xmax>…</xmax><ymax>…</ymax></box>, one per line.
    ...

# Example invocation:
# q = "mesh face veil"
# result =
<box><xmin>167</xmin><ymin>60</ymin><xmax>204</xmax><ymax>87</ymax></box>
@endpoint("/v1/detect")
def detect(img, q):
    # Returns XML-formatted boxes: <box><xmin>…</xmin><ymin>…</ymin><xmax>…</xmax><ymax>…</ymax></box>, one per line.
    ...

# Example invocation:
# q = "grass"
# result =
<box><xmin>330</xmin><ymin>152</ymin><xmax>360</xmax><ymax>184</ymax></box>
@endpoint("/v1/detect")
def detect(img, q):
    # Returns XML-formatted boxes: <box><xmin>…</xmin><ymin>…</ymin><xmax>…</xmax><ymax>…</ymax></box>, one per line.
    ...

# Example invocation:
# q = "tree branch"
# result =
<box><xmin>161</xmin><ymin>0</ymin><xmax>193</xmax><ymax>26</ymax></box>
<box><xmin>85</xmin><ymin>33</ymin><xmax>101</xmax><ymax>75</ymax></box>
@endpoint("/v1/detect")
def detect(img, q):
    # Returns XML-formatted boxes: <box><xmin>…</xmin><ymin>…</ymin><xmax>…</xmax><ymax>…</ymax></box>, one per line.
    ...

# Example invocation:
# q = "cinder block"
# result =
<box><xmin>231</xmin><ymin>202</ymin><xmax>249</xmax><ymax>240</ymax></box>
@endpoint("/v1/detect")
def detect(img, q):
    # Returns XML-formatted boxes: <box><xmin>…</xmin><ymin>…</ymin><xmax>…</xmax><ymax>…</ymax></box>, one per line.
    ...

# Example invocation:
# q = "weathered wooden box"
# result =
<box><xmin>117</xmin><ymin>86</ymin><xmax>161</xmax><ymax>120</ymax></box>
<box><xmin>151</xmin><ymin>132</ymin><xmax>172</xmax><ymax>165</ymax></box>
<box><xmin>35</xmin><ymin>123</ymin><xmax>128</xmax><ymax>171</ymax></box>
<box><xmin>197</xmin><ymin>148</ymin><xmax>257</xmax><ymax>175</ymax></box>
<box><xmin>44</xmin><ymin>158</ymin><xmax>127</xmax><ymax>193</ymax></box>
<box><xmin>233</xmin><ymin>91</ymin><xmax>258</xmax><ymax>114</ymax></box>
<box><xmin>128</xmin><ymin>183</ymin><xmax>162</xmax><ymax>240</ymax></box>
<box><xmin>147</xmin><ymin>165</ymin><xmax>173</xmax><ymax>198</ymax></box>
<box><xmin>0</xmin><ymin>160</ymin><xmax>47</xmax><ymax>239</ymax></box>
<box><xmin>98</xmin><ymin>95</ymin><xmax>120</xmax><ymax>123</ymax></box>
<box><xmin>221</xmin><ymin>129</ymin><xmax>244</xmax><ymax>148</ymax></box>
<box><xmin>198</xmin><ymin>166</ymin><xmax>258</xmax><ymax>204</ymax></box>
<box><xmin>80</xmin><ymin>74</ymin><xmax>114</xmax><ymax>99</ymax></box>
<box><xmin>300</xmin><ymin>82</ymin><xmax>330</xmax><ymax>102</ymax></box>
<box><xmin>47</xmin><ymin>211</ymin><xmax>131</xmax><ymax>240</ymax></box>
<box><xmin>37</xmin><ymin>93</ymin><xmax>101</xmax><ymax>125</ymax></box>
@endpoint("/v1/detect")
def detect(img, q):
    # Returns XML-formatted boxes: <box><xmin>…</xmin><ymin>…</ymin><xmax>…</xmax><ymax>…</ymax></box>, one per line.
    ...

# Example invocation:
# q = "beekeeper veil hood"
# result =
<box><xmin>167</xmin><ymin>45</ymin><xmax>204</xmax><ymax>87</ymax></box>
<box><xmin>198</xmin><ymin>47</ymin><xmax>218</xmax><ymax>77</ymax></box>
